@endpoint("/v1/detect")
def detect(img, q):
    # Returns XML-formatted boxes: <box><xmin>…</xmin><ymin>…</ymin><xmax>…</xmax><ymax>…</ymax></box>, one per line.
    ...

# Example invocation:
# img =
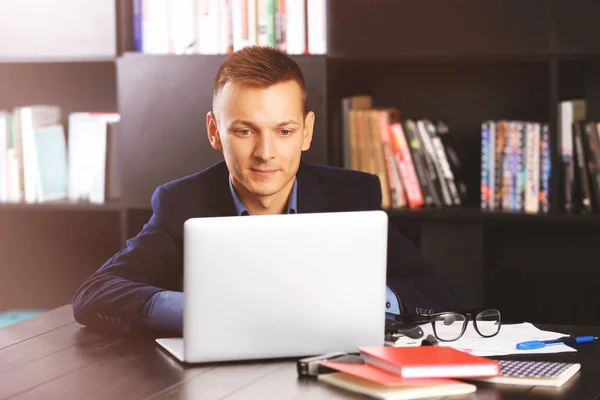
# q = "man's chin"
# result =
<box><xmin>247</xmin><ymin>185</ymin><xmax>280</xmax><ymax>197</ymax></box>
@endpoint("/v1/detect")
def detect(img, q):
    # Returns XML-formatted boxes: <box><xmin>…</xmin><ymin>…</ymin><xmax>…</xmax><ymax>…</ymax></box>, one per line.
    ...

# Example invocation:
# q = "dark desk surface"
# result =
<box><xmin>1</xmin><ymin>305</ymin><xmax>599</xmax><ymax>400</ymax></box>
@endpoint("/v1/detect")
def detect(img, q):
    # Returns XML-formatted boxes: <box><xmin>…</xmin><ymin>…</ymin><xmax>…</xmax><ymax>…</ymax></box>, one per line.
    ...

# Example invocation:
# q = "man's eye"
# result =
<box><xmin>280</xmin><ymin>129</ymin><xmax>292</xmax><ymax>136</ymax></box>
<box><xmin>238</xmin><ymin>129</ymin><xmax>252</xmax><ymax>136</ymax></box>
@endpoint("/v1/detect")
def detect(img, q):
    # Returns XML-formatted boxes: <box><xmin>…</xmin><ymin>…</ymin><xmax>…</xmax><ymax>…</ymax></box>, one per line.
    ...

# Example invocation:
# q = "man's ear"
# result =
<box><xmin>301</xmin><ymin>111</ymin><xmax>315</xmax><ymax>152</ymax></box>
<box><xmin>206</xmin><ymin>111</ymin><xmax>223</xmax><ymax>151</ymax></box>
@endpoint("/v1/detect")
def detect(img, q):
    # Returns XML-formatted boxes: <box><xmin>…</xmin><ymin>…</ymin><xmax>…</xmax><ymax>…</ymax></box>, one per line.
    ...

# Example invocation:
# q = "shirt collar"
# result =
<box><xmin>228</xmin><ymin>176</ymin><xmax>298</xmax><ymax>216</ymax></box>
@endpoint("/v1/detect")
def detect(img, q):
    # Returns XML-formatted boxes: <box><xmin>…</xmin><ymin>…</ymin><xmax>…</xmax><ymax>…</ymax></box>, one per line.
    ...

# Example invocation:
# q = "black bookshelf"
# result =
<box><xmin>108</xmin><ymin>0</ymin><xmax>600</xmax><ymax>326</ymax></box>
<box><xmin>2</xmin><ymin>0</ymin><xmax>600</xmax><ymax>325</ymax></box>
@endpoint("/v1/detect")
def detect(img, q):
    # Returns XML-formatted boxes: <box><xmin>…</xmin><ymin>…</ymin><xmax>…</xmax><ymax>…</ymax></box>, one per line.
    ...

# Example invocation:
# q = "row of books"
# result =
<box><xmin>134</xmin><ymin>0</ymin><xmax>326</xmax><ymax>55</ymax></box>
<box><xmin>559</xmin><ymin>100</ymin><xmax>600</xmax><ymax>214</ymax></box>
<box><xmin>480</xmin><ymin>121</ymin><xmax>551</xmax><ymax>214</ymax></box>
<box><xmin>341</xmin><ymin>96</ymin><xmax>467</xmax><ymax>210</ymax></box>
<box><xmin>0</xmin><ymin>107</ymin><xmax>120</xmax><ymax>205</ymax></box>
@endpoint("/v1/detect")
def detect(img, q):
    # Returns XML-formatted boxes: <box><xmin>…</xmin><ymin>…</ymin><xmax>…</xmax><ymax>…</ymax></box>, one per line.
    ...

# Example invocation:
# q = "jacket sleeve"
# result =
<box><xmin>368</xmin><ymin>174</ymin><xmax>461</xmax><ymax>315</ymax></box>
<box><xmin>72</xmin><ymin>186</ymin><xmax>183</xmax><ymax>334</ymax></box>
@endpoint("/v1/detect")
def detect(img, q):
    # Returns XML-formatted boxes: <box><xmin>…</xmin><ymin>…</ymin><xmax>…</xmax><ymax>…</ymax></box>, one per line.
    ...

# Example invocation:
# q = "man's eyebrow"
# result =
<box><xmin>228</xmin><ymin>119</ymin><xmax>259</xmax><ymax>129</ymax></box>
<box><xmin>228</xmin><ymin>119</ymin><xmax>301</xmax><ymax>129</ymax></box>
<box><xmin>277</xmin><ymin>119</ymin><xmax>300</xmax><ymax>127</ymax></box>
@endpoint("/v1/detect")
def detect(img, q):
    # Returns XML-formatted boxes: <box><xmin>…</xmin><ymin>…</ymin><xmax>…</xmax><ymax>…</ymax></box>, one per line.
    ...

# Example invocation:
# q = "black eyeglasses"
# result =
<box><xmin>399</xmin><ymin>309</ymin><xmax>502</xmax><ymax>342</ymax></box>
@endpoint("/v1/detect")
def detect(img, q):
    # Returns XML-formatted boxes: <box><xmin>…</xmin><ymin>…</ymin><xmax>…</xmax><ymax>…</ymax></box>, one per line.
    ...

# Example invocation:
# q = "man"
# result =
<box><xmin>72</xmin><ymin>46</ymin><xmax>459</xmax><ymax>336</ymax></box>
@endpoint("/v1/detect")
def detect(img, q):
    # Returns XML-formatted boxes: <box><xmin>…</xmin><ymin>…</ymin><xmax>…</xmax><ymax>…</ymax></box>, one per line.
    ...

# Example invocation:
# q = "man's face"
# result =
<box><xmin>207</xmin><ymin>80</ymin><xmax>314</xmax><ymax>198</ymax></box>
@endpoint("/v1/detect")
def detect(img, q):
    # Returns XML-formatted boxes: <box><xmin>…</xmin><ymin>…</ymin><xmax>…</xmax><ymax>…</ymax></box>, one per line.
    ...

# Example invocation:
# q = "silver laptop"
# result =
<box><xmin>156</xmin><ymin>210</ymin><xmax>388</xmax><ymax>363</ymax></box>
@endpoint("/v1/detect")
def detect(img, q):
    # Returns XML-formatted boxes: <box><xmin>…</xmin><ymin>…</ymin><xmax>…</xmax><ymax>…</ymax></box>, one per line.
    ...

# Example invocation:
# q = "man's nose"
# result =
<box><xmin>254</xmin><ymin>132</ymin><xmax>276</xmax><ymax>160</ymax></box>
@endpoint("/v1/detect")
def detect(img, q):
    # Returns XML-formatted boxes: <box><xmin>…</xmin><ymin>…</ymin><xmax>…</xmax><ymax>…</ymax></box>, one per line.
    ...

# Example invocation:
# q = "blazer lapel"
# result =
<box><xmin>297</xmin><ymin>162</ymin><xmax>330</xmax><ymax>214</ymax></box>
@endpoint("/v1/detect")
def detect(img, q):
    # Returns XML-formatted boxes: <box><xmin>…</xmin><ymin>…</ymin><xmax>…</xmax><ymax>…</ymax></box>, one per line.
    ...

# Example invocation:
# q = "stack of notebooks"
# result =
<box><xmin>317</xmin><ymin>346</ymin><xmax>581</xmax><ymax>399</ymax></box>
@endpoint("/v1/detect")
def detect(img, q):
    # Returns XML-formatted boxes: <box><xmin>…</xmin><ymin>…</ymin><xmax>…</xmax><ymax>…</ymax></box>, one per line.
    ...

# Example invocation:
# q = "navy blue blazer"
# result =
<box><xmin>72</xmin><ymin>161</ymin><xmax>459</xmax><ymax>334</ymax></box>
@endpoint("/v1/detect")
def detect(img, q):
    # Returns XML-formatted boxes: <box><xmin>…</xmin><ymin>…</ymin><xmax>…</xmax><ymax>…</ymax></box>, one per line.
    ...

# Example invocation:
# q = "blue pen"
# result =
<box><xmin>517</xmin><ymin>336</ymin><xmax>598</xmax><ymax>350</ymax></box>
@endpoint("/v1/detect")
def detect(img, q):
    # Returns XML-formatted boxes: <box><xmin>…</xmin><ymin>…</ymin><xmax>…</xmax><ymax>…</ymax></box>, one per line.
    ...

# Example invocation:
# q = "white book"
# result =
<box><xmin>196</xmin><ymin>0</ymin><xmax>221</xmax><ymax>54</ymax></box>
<box><xmin>0</xmin><ymin>111</ymin><xmax>8</xmax><ymax>202</ymax></box>
<box><xmin>231</xmin><ymin>0</ymin><xmax>247</xmax><ymax>51</ymax></box>
<box><xmin>559</xmin><ymin>99</ymin><xmax>586</xmax><ymax>159</ymax></box>
<box><xmin>143</xmin><ymin>0</ymin><xmax>170</xmax><ymax>54</ymax></box>
<box><xmin>257</xmin><ymin>0</ymin><xmax>269</xmax><ymax>46</ymax></box>
<box><xmin>219</xmin><ymin>0</ymin><xmax>232</xmax><ymax>53</ymax></box>
<box><xmin>68</xmin><ymin>113</ymin><xmax>120</xmax><ymax>204</ymax></box>
<box><xmin>525</xmin><ymin>123</ymin><xmax>540</xmax><ymax>213</ymax></box>
<box><xmin>307</xmin><ymin>0</ymin><xmax>326</xmax><ymax>54</ymax></box>
<box><xmin>247</xmin><ymin>0</ymin><xmax>258</xmax><ymax>46</ymax></box>
<box><xmin>285</xmin><ymin>0</ymin><xmax>305</xmax><ymax>54</ymax></box>
<box><xmin>488</xmin><ymin>121</ymin><xmax>496</xmax><ymax>210</ymax></box>
<box><xmin>6</xmin><ymin>148</ymin><xmax>20</xmax><ymax>203</ymax></box>
<box><xmin>33</xmin><ymin>125</ymin><xmax>68</xmax><ymax>202</ymax></box>
<box><xmin>17</xmin><ymin>106</ymin><xmax>62</xmax><ymax>203</ymax></box>
<box><xmin>169</xmin><ymin>0</ymin><xmax>196</xmax><ymax>54</ymax></box>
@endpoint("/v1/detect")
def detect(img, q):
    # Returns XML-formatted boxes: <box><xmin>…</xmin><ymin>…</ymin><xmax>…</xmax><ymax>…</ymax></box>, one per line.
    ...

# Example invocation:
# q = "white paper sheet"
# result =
<box><xmin>417</xmin><ymin>322</ymin><xmax>575</xmax><ymax>356</ymax></box>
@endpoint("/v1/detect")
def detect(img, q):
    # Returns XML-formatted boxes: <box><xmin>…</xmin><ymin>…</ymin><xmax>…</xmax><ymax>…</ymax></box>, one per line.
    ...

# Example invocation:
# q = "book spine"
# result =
<box><xmin>503</xmin><ymin>121</ymin><xmax>517</xmax><ymax>211</ymax></box>
<box><xmin>539</xmin><ymin>124</ymin><xmax>551</xmax><ymax>213</ymax></box>
<box><xmin>559</xmin><ymin>102</ymin><xmax>577</xmax><ymax>214</ymax></box>
<box><xmin>0</xmin><ymin>112</ymin><xmax>7</xmax><ymax>202</ymax></box>
<box><xmin>368</xmin><ymin>111</ymin><xmax>391</xmax><ymax>209</ymax></box>
<box><xmin>583</xmin><ymin>121</ymin><xmax>600</xmax><ymax>212</ymax></box>
<box><xmin>285</xmin><ymin>0</ymin><xmax>306</xmax><ymax>54</ymax></box>
<box><xmin>307</xmin><ymin>0</ymin><xmax>326</xmax><ymax>54</ymax></box>
<box><xmin>378</xmin><ymin>111</ymin><xmax>406</xmax><ymax>208</ymax></box>
<box><xmin>266</xmin><ymin>0</ymin><xmax>276</xmax><ymax>47</ymax></box>
<box><xmin>428</xmin><ymin>120</ymin><xmax>461</xmax><ymax>206</ymax></box>
<box><xmin>516</xmin><ymin>122</ymin><xmax>526</xmax><ymax>212</ymax></box>
<box><xmin>416</xmin><ymin>120</ymin><xmax>451</xmax><ymax>206</ymax></box>
<box><xmin>248</xmin><ymin>0</ymin><xmax>258</xmax><ymax>46</ymax></box>
<box><xmin>230</xmin><ymin>0</ymin><xmax>246</xmax><ymax>51</ymax></box>
<box><xmin>169</xmin><ymin>0</ymin><xmax>195</xmax><ymax>54</ymax></box>
<box><xmin>390</xmin><ymin>122</ymin><xmax>424</xmax><ymax>209</ymax></box>
<box><xmin>341</xmin><ymin>98</ymin><xmax>351</xmax><ymax>169</ymax></box>
<box><xmin>219</xmin><ymin>0</ymin><xmax>232</xmax><ymax>53</ymax></box>
<box><xmin>494</xmin><ymin>121</ymin><xmax>508</xmax><ymax>210</ymax></box>
<box><xmin>573</xmin><ymin>121</ymin><xmax>593</xmax><ymax>213</ymax></box>
<box><xmin>481</xmin><ymin>121</ymin><xmax>493</xmax><ymax>210</ymax></box>
<box><xmin>436</xmin><ymin>121</ymin><xmax>468</xmax><ymax>204</ymax></box>
<box><xmin>275</xmin><ymin>0</ymin><xmax>286</xmax><ymax>51</ymax></box>
<box><xmin>403</xmin><ymin>120</ymin><xmax>440</xmax><ymax>207</ymax></box>
<box><xmin>525</xmin><ymin>123</ymin><xmax>540</xmax><ymax>213</ymax></box>
<box><xmin>133</xmin><ymin>0</ymin><xmax>143</xmax><ymax>52</ymax></box>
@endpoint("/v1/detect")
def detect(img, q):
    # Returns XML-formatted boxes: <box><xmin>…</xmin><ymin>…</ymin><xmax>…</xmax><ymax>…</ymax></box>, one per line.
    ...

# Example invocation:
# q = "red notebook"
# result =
<box><xmin>321</xmin><ymin>360</ymin><xmax>466</xmax><ymax>387</ymax></box>
<box><xmin>358</xmin><ymin>346</ymin><xmax>500</xmax><ymax>379</ymax></box>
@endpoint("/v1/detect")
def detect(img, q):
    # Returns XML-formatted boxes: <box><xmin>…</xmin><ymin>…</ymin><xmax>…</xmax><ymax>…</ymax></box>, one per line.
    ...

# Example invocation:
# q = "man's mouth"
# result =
<box><xmin>250</xmin><ymin>168</ymin><xmax>278</xmax><ymax>178</ymax></box>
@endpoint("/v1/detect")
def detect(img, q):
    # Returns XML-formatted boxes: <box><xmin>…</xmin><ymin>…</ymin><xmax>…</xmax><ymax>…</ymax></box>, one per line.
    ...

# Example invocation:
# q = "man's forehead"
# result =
<box><xmin>215</xmin><ymin>80</ymin><xmax>302</xmax><ymax>101</ymax></box>
<box><xmin>214</xmin><ymin>80</ymin><xmax>304</xmax><ymax>115</ymax></box>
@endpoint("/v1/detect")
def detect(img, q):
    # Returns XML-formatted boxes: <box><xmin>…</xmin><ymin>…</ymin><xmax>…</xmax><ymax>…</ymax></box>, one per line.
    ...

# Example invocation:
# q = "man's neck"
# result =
<box><xmin>232</xmin><ymin>177</ymin><xmax>295</xmax><ymax>215</ymax></box>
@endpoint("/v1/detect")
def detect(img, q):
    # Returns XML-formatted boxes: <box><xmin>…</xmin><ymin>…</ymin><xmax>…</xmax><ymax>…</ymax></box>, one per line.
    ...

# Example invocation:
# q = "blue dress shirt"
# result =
<box><xmin>142</xmin><ymin>176</ymin><xmax>401</xmax><ymax>333</ymax></box>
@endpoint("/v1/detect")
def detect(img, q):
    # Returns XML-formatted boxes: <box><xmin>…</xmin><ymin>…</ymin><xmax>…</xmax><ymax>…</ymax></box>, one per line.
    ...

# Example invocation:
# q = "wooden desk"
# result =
<box><xmin>1</xmin><ymin>305</ymin><xmax>599</xmax><ymax>400</ymax></box>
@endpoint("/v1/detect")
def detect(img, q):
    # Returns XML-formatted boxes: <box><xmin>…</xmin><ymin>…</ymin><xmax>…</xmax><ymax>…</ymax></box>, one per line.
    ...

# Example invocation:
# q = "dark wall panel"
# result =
<box><xmin>328</xmin><ymin>0</ymin><xmax>552</xmax><ymax>58</ymax></box>
<box><xmin>553</xmin><ymin>0</ymin><xmax>600</xmax><ymax>56</ymax></box>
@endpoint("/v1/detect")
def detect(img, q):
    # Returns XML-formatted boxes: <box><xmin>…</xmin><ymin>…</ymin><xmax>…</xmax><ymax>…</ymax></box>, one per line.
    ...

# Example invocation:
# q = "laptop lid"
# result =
<box><xmin>182</xmin><ymin>210</ymin><xmax>388</xmax><ymax>363</ymax></box>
